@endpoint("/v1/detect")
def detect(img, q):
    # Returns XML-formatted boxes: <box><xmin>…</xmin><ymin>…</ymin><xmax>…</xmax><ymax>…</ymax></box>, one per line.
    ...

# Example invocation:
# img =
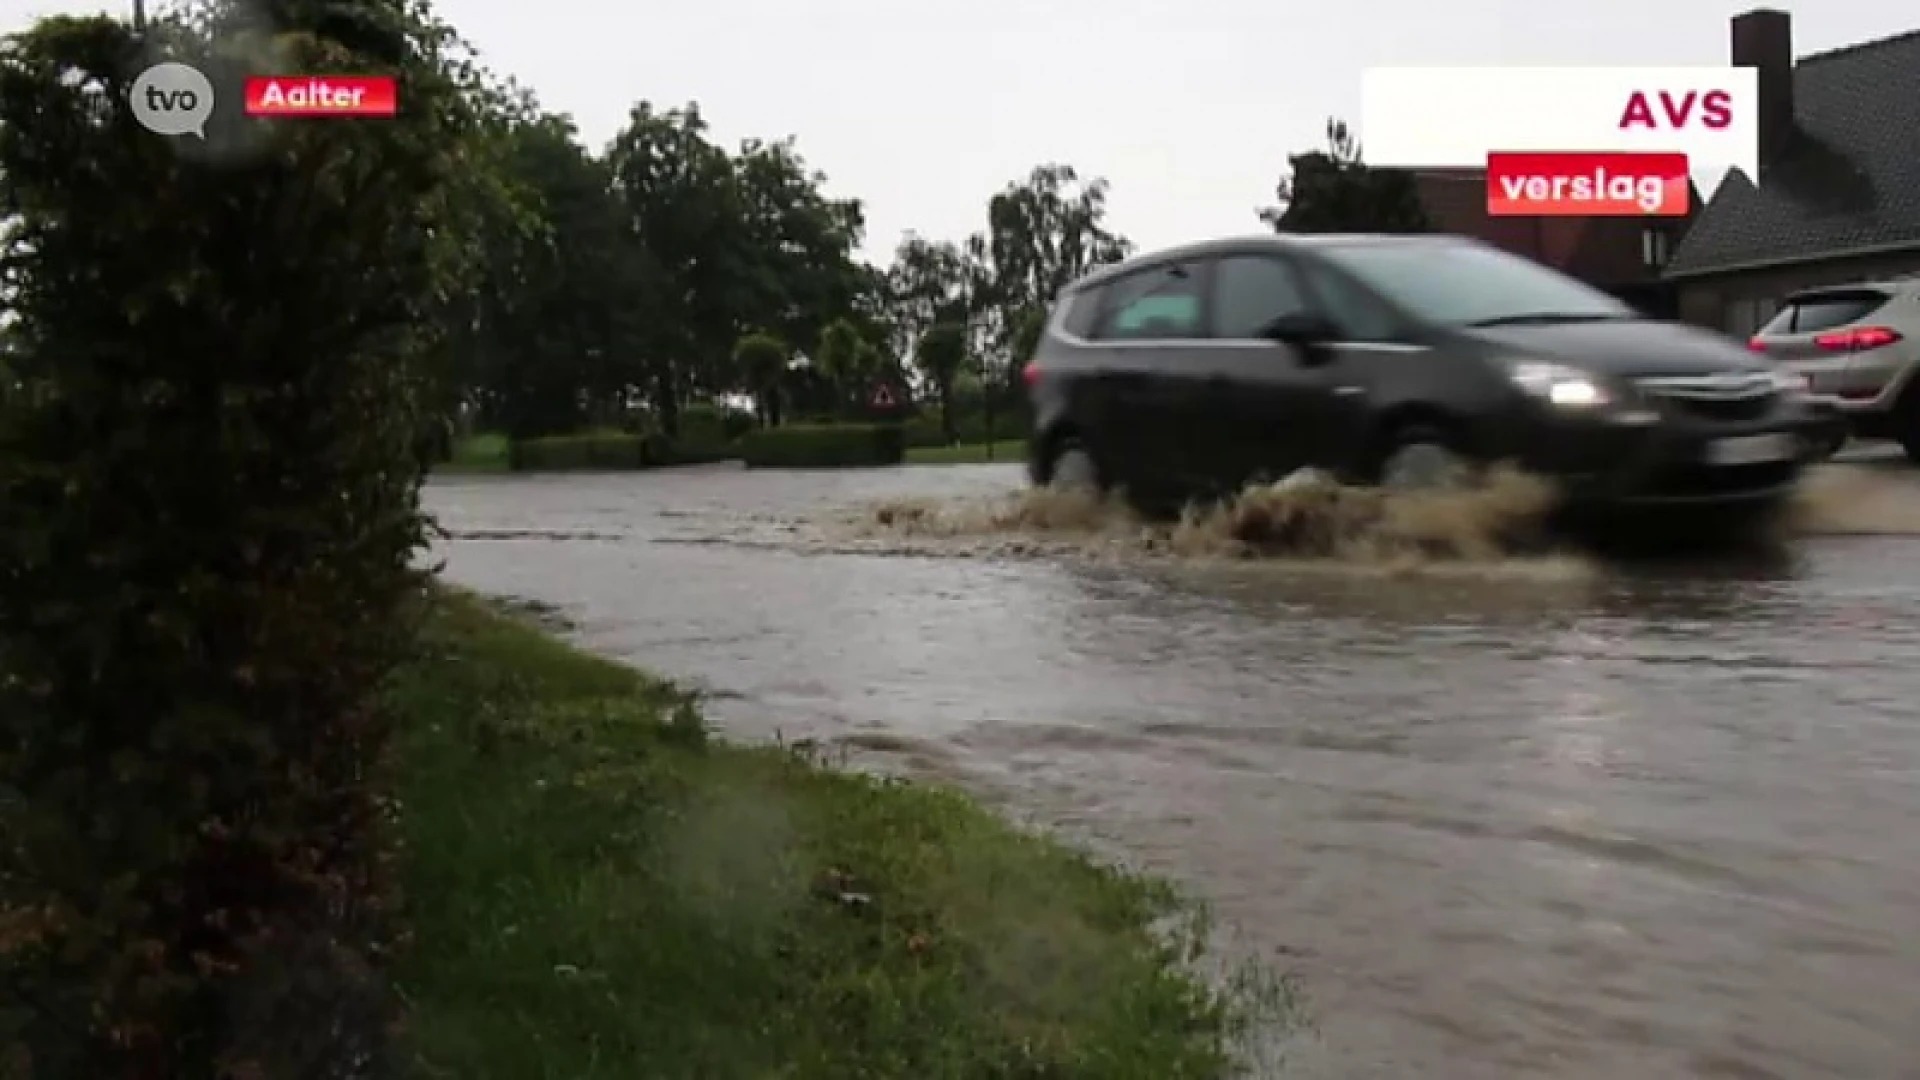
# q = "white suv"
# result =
<box><xmin>1749</xmin><ymin>277</ymin><xmax>1920</xmax><ymax>460</ymax></box>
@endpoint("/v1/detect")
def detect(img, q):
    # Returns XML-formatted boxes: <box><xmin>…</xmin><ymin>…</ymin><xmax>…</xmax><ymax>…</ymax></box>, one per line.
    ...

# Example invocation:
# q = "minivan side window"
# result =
<box><xmin>1093</xmin><ymin>265</ymin><xmax>1204</xmax><ymax>340</ymax></box>
<box><xmin>1210</xmin><ymin>255</ymin><xmax>1310</xmax><ymax>339</ymax></box>
<box><xmin>1298</xmin><ymin>262</ymin><xmax>1402</xmax><ymax>343</ymax></box>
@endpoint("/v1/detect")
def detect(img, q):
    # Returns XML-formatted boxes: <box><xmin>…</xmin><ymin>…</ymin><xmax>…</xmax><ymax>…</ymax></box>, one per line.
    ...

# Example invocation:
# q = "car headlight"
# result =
<box><xmin>1507</xmin><ymin>360</ymin><xmax>1611</xmax><ymax>408</ymax></box>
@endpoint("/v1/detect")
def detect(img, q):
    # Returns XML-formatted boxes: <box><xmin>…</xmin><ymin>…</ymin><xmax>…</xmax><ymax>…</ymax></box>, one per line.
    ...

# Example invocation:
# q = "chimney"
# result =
<box><xmin>1731</xmin><ymin>9</ymin><xmax>1794</xmax><ymax>175</ymax></box>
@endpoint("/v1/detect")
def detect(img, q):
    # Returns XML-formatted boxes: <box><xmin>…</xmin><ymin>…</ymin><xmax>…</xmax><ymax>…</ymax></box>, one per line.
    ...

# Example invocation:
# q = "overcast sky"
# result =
<box><xmin>2</xmin><ymin>0</ymin><xmax>1911</xmax><ymax>263</ymax></box>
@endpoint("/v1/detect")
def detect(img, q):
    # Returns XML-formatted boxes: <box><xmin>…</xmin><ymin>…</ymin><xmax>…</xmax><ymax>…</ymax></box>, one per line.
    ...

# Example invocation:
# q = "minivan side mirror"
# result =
<box><xmin>1258</xmin><ymin>311</ymin><xmax>1338</xmax><ymax>345</ymax></box>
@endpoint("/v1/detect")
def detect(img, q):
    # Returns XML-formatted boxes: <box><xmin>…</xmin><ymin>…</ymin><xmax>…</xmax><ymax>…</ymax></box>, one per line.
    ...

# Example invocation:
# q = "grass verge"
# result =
<box><xmin>441</xmin><ymin>432</ymin><xmax>509</xmax><ymax>472</ymax></box>
<box><xmin>386</xmin><ymin>590</ymin><xmax>1278</xmax><ymax>1078</ymax></box>
<box><xmin>904</xmin><ymin>438</ymin><xmax>1028</xmax><ymax>465</ymax></box>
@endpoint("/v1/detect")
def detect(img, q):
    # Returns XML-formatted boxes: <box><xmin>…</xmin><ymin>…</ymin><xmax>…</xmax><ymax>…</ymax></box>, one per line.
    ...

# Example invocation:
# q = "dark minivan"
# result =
<box><xmin>1023</xmin><ymin>234</ymin><xmax>1840</xmax><ymax>515</ymax></box>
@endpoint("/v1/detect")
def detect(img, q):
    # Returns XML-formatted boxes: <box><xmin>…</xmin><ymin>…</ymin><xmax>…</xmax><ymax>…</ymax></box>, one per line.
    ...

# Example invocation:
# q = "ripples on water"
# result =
<box><xmin>427</xmin><ymin>459</ymin><xmax>1920</xmax><ymax>1079</ymax></box>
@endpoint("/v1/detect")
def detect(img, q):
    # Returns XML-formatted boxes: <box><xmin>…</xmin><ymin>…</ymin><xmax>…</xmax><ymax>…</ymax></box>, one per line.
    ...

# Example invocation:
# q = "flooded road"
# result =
<box><xmin>427</xmin><ymin>455</ymin><xmax>1920</xmax><ymax>1079</ymax></box>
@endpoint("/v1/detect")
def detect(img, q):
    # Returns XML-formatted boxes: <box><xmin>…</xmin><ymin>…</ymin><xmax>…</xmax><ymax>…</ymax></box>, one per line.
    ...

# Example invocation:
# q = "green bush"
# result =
<box><xmin>738</xmin><ymin>423</ymin><xmax>905</xmax><ymax>468</ymax></box>
<box><xmin>679</xmin><ymin>402</ymin><xmax>754</xmax><ymax>445</ymax></box>
<box><xmin>509</xmin><ymin>430</ymin><xmax>666</xmax><ymax>470</ymax></box>
<box><xmin>661</xmin><ymin>437</ymin><xmax>739</xmax><ymax>465</ymax></box>
<box><xmin>0</xmin><ymin>10</ymin><xmax>469</xmax><ymax>1076</ymax></box>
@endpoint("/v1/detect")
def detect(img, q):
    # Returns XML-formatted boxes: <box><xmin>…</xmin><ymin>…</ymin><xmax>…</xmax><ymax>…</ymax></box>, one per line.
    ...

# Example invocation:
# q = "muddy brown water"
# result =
<box><xmin>427</xmin><ymin>450</ymin><xmax>1920</xmax><ymax>1080</ymax></box>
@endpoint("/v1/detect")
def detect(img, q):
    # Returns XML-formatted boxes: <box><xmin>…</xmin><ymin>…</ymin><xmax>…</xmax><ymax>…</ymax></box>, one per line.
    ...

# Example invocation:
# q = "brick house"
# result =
<box><xmin>1410</xmin><ymin>169</ymin><xmax>1697</xmax><ymax>317</ymax></box>
<box><xmin>1663</xmin><ymin>10</ymin><xmax>1920</xmax><ymax>335</ymax></box>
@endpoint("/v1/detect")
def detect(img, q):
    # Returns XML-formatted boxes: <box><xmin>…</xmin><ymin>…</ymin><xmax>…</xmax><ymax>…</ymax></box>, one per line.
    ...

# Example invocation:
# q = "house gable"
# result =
<box><xmin>1665</xmin><ymin>27</ymin><xmax>1920</xmax><ymax>279</ymax></box>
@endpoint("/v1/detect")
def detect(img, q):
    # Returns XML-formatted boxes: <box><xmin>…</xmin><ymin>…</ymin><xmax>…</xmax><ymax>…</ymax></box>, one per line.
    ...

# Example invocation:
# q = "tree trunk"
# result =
<box><xmin>982</xmin><ymin>378</ymin><xmax>996</xmax><ymax>460</ymax></box>
<box><xmin>653</xmin><ymin>361</ymin><xmax>680</xmax><ymax>437</ymax></box>
<box><xmin>938</xmin><ymin>382</ymin><xmax>956</xmax><ymax>444</ymax></box>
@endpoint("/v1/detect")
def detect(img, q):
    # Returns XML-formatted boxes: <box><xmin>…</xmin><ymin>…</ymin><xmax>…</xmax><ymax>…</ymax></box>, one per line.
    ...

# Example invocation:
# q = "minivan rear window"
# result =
<box><xmin>1757</xmin><ymin>289</ymin><xmax>1889</xmax><ymax>335</ymax></box>
<box><xmin>1059</xmin><ymin>289</ymin><xmax>1103</xmax><ymax>338</ymax></box>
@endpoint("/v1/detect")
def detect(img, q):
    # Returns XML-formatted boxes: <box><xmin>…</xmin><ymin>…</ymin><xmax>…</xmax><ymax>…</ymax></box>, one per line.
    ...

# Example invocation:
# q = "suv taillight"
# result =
<box><xmin>1021</xmin><ymin>362</ymin><xmax>1040</xmax><ymax>386</ymax></box>
<box><xmin>1814</xmin><ymin>326</ymin><xmax>1902</xmax><ymax>351</ymax></box>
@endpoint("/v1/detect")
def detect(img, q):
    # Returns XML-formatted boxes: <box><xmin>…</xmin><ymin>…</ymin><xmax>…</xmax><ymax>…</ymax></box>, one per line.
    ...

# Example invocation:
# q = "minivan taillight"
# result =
<box><xmin>1021</xmin><ymin>362</ymin><xmax>1040</xmax><ymax>386</ymax></box>
<box><xmin>1814</xmin><ymin>326</ymin><xmax>1902</xmax><ymax>351</ymax></box>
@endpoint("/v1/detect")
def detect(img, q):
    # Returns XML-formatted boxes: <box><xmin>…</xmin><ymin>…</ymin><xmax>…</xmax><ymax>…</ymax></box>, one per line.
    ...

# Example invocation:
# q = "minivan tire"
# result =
<box><xmin>1047</xmin><ymin>442</ymin><xmax>1102</xmax><ymax>494</ymax></box>
<box><xmin>1379</xmin><ymin>427</ymin><xmax>1476</xmax><ymax>492</ymax></box>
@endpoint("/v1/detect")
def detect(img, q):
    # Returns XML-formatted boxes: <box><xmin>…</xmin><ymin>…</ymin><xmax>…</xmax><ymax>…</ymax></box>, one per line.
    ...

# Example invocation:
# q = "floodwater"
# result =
<box><xmin>426</xmin><ymin>450</ymin><xmax>1920</xmax><ymax>1080</ymax></box>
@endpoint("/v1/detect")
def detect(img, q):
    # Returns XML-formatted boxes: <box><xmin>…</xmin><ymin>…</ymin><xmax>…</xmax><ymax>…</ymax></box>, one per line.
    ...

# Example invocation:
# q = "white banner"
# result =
<box><xmin>1361</xmin><ymin>67</ymin><xmax>1759</xmax><ymax>188</ymax></box>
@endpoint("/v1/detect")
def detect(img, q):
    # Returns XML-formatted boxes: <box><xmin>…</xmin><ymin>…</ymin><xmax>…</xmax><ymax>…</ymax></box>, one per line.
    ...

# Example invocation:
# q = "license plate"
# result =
<box><xmin>1705</xmin><ymin>433</ymin><xmax>1797</xmax><ymax>465</ymax></box>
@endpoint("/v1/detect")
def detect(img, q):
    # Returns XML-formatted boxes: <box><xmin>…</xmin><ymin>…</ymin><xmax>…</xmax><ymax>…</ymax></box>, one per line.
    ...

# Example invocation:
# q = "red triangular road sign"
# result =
<box><xmin>870</xmin><ymin>384</ymin><xmax>896</xmax><ymax>408</ymax></box>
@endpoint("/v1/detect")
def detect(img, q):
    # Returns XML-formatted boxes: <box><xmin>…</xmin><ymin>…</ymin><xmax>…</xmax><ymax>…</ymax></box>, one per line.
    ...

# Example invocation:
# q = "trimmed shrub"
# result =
<box><xmin>738</xmin><ymin>423</ymin><xmax>905</xmax><ymax>468</ymax></box>
<box><xmin>660</xmin><ymin>437</ymin><xmax>739</xmax><ymax>466</ymax></box>
<box><xmin>510</xmin><ymin>430</ymin><xmax>663</xmax><ymax>470</ymax></box>
<box><xmin>679</xmin><ymin>402</ymin><xmax>753</xmax><ymax>445</ymax></box>
<box><xmin>0</xmin><ymin>9</ymin><xmax>472</xmax><ymax>1077</ymax></box>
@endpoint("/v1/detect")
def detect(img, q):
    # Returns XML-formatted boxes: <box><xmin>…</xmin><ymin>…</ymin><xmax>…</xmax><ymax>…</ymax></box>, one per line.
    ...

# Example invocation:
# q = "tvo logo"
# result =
<box><xmin>129</xmin><ymin>62</ymin><xmax>214</xmax><ymax>138</ymax></box>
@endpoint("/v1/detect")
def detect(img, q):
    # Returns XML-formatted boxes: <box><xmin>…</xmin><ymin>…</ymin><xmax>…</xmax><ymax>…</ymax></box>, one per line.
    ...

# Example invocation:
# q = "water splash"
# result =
<box><xmin>841</xmin><ymin>467</ymin><xmax>1589</xmax><ymax>578</ymax></box>
<box><xmin>1786</xmin><ymin>464</ymin><xmax>1920</xmax><ymax>537</ymax></box>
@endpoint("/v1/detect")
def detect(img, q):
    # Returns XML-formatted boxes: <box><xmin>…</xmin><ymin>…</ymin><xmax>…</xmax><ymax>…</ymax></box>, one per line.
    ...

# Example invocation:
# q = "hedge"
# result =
<box><xmin>738</xmin><ymin>423</ymin><xmax>905</xmax><ymax>468</ymax></box>
<box><xmin>0</xmin><ymin>12</ymin><xmax>459</xmax><ymax>1075</ymax></box>
<box><xmin>510</xmin><ymin>431</ymin><xmax>665</xmax><ymax>470</ymax></box>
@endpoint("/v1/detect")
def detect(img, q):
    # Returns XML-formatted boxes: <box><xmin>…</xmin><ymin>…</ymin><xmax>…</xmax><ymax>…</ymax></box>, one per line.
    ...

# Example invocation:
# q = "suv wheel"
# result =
<box><xmin>1379</xmin><ymin>428</ymin><xmax>1475</xmax><ymax>492</ymax></box>
<box><xmin>1047</xmin><ymin>442</ymin><xmax>1102</xmax><ymax>494</ymax></box>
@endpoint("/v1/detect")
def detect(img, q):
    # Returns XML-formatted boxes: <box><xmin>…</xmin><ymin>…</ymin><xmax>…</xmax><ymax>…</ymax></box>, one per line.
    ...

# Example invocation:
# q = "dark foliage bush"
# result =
<box><xmin>679</xmin><ymin>402</ymin><xmax>753</xmax><ymax>445</ymax></box>
<box><xmin>508</xmin><ymin>429</ymin><xmax>748</xmax><ymax>470</ymax></box>
<box><xmin>738</xmin><ymin>423</ymin><xmax>905</xmax><ymax>468</ymax></box>
<box><xmin>0</xmin><ymin>9</ymin><xmax>475</xmax><ymax>1077</ymax></box>
<box><xmin>510</xmin><ymin>431</ymin><xmax>659</xmax><ymax>470</ymax></box>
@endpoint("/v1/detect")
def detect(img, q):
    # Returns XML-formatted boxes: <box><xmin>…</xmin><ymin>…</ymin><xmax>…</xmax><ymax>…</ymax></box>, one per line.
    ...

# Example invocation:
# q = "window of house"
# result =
<box><xmin>1724</xmin><ymin>297</ymin><xmax>1780</xmax><ymax>336</ymax></box>
<box><xmin>1641</xmin><ymin>228</ymin><xmax>1671</xmax><ymax>268</ymax></box>
<box><xmin>1093</xmin><ymin>264</ymin><xmax>1204</xmax><ymax>340</ymax></box>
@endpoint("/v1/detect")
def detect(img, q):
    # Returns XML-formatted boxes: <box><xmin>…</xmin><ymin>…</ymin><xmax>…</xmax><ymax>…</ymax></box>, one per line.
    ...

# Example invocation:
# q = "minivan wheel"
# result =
<box><xmin>1047</xmin><ymin>443</ymin><xmax>1102</xmax><ymax>494</ymax></box>
<box><xmin>1379</xmin><ymin>431</ymin><xmax>1475</xmax><ymax>492</ymax></box>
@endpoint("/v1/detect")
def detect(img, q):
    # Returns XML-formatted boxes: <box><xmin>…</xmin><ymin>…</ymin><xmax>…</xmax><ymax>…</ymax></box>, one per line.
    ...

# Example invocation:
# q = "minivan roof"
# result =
<box><xmin>1068</xmin><ymin>232</ymin><xmax>1477</xmax><ymax>293</ymax></box>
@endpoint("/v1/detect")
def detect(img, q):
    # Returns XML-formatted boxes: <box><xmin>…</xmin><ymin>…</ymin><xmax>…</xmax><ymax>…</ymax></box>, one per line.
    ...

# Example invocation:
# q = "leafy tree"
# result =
<box><xmin>981</xmin><ymin>164</ymin><xmax>1131</xmax><ymax>321</ymax></box>
<box><xmin>605</xmin><ymin>102</ymin><xmax>739</xmax><ymax>436</ymax></box>
<box><xmin>729</xmin><ymin>137</ymin><xmax>867</xmax><ymax>373</ymax></box>
<box><xmin>0</xmin><ymin>0</ymin><xmax>484</xmax><ymax>1073</ymax></box>
<box><xmin>1258</xmin><ymin>117</ymin><xmax>1432</xmax><ymax>233</ymax></box>
<box><xmin>485</xmin><ymin>113</ymin><xmax>653</xmax><ymax>439</ymax></box>
<box><xmin>886</xmin><ymin>233</ymin><xmax>965</xmax><ymax>357</ymax></box>
<box><xmin>914</xmin><ymin>322</ymin><xmax>967</xmax><ymax>441</ymax></box>
<box><xmin>1012</xmin><ymin>306</ymin><xmax>1047</xmax><ymax>364</ymax></box>
<box><xmin>812</xmin><ymin>317</ymin><xmax>873</xmax><ymax>410</ymax></box>
<box><xmin>732</xmin><ymin>331</ymin><xmax>789</xmax><ymax>426</ymax></box>
<box><xmin>974</xmin><ymin>164</ymin><xmax>1130</xmax><ymax>450</ymax></box>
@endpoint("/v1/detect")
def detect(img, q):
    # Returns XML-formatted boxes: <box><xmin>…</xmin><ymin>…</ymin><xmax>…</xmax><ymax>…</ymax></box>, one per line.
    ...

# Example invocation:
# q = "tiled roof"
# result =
<box><xmin>1664</xmin><ymin>29</ymin><xmax>1920</xmax><ymax>278</ymax></box>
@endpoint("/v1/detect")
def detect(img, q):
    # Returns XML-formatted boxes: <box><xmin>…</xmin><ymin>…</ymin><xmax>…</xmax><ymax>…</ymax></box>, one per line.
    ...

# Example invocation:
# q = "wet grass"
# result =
<box><xmin>386</xmin><ymin>589</ymin><xmax>1282</xmax><ymax>1079</ymax></box>
<box><xmin>904</xmin><ymin>438</ymin><xmax>1027</xmax><ymax>465</ymax></box>
<box><xmin>440</xmin><ymin>432</ymin><xmax>509</xmax><ymax>472</ymax></box>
